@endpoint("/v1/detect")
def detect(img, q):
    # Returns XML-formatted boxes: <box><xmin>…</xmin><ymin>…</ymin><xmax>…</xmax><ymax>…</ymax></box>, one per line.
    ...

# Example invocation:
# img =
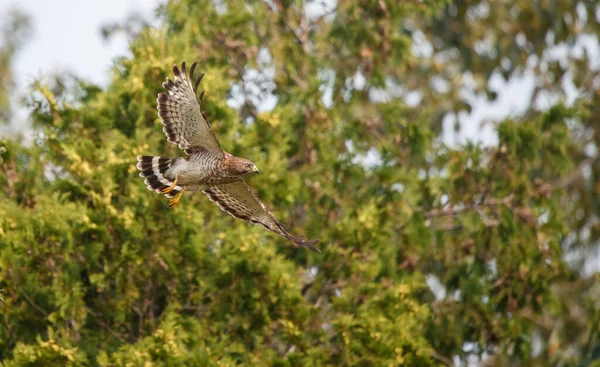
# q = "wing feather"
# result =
<box><xmin>157</xmin><ymin>61</ymin><xmax>222</xmax><ymax>154</ymax></box>
<box><xmin>203</xmin><ymin>181</ymin><xmax>320</xmax><ymax>252</ymax></box>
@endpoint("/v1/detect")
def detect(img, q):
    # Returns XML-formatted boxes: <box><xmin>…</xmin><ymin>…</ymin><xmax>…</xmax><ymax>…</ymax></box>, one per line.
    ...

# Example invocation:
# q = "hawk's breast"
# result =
<box><xmin>169</xmin><ymin>151</ymin><xmax>234</xmax><ymax>186</ymax></box>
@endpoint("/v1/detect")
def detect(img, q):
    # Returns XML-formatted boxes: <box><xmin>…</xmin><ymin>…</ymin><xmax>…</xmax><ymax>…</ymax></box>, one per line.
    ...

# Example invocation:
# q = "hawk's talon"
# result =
<box><xmin>168</xmin><ymin>190</ymin><xmax>184</xmax><ymax>209</ymax></box>
<box><xmin>162</xmin><ymin>177</ymin><xmax>179</xmax><ymax>194</ymax></box>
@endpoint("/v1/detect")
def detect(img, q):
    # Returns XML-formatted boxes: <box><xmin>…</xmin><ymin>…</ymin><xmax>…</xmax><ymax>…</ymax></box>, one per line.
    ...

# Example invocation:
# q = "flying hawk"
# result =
<box><xmin>136</xmin><ymin>61</ymin><xmax>320</xmax><ymax>252</ymax></box>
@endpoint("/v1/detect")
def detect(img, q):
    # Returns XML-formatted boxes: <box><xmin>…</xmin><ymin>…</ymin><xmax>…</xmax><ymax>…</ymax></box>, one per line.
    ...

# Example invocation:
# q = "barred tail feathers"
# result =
<box><xmin>136</xmin><ymin>156</ymin><xmax>183</xmax><ymax>198</ymax></box>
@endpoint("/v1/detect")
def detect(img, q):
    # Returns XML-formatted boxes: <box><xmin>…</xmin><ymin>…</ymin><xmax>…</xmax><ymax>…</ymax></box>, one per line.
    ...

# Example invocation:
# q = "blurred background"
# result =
<box><xmin>1</xmin><ymin>1</ymin><xmax>599</xmax><ymax>366</ymax></box>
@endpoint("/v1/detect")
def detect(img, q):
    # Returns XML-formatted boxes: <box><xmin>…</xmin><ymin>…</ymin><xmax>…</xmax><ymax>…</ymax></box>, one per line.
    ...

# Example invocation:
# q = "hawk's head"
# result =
<box><xmin>226</xmin><ymin>157</ymin><xmax>260</xmax><ymax>176</ymax></box>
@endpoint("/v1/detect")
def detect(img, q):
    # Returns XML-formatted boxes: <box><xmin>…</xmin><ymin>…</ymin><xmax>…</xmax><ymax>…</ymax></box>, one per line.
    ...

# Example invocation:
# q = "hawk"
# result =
<box><xmin>136</xmin><ymin>61</ymin><xmax>320</xmax><ymax>252</ymax></box>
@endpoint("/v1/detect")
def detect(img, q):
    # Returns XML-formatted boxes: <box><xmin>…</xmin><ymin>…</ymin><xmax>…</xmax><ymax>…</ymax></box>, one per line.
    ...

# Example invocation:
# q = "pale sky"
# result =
<box><xmin>3</xmin><ymin>0</ymin><xmax>161</xmax><ymax>86</ymax></box>
<box><xmin>0</xmin><ymin>0</ymin><xmax>162</xmax><ymax>138</ymax></box>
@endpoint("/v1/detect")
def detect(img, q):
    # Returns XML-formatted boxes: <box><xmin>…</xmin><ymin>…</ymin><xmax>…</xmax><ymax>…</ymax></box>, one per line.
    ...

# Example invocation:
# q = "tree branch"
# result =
<box><xmin>18</xmin><ymin>287</ymin><xmax>49</xmax><ymax>316</ymax></box>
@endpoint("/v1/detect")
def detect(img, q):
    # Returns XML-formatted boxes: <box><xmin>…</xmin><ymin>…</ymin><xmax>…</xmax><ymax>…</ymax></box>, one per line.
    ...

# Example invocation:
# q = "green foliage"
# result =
<box><xmin>1</xmin><ymin>0</ymin><xmax>600</xmax><ymax>365</ymax></box>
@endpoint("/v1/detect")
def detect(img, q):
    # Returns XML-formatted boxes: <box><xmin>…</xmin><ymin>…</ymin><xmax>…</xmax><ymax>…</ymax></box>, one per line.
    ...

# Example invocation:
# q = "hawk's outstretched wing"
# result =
<box><xmin>157</xmin><ymin>61</ymin><xmax>222</xmax><ymax>154</ymax></box>
<box><xmin>203</xmin><ymin>181</ymin><xmax>320</xmax><ymax>252</ymax></box>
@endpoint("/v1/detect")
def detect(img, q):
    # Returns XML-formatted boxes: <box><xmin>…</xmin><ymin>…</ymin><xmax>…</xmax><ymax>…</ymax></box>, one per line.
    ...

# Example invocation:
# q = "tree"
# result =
<box><xmin>0</xmin><ymin>8</ymin><xmax>30</xmax><ymax>125</ymax></box>
<box><xmin>1</xmin><ymin>0</ymin><xmax>598</xmax><ymax>365</ymax></box>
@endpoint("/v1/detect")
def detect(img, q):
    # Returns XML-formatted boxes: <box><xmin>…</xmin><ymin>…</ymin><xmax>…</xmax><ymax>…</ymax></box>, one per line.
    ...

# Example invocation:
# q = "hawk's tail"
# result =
<box><xmin>136</xmin><ymin>156</ymin><xmax>183</xmax><ymax>199</ymax></box>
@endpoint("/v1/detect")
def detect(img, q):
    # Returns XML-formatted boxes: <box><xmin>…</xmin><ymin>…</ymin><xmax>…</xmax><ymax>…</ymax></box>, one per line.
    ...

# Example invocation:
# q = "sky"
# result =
<box><xmin>0</xmin><ymin>0</ymin><xmax>162</xmax><ymax>138</ymax></box>
<box><xmin>2</xmin><ymin>0</ymin><xmax>161</xmax><ymax>86</ymax></box>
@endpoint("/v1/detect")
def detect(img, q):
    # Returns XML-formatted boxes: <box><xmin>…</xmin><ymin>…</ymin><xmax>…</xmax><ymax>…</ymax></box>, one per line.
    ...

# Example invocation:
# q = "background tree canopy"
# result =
<box><xmin>1</xmin><ymin>0</ymin><xmax>599</xmax><ymax>365</ymax></box>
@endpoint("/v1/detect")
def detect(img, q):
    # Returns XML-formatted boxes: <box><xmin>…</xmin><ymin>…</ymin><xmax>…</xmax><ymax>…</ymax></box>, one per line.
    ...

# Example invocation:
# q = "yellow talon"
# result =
<box><xmin>161</xmin><ymin>177</ymin><xmax>179</xmax><ymax>194</ymax></box>
<box><xmin>168</xmin><ymin>190</ymin><xmax>184</xmax><ymax>209</ymax></box>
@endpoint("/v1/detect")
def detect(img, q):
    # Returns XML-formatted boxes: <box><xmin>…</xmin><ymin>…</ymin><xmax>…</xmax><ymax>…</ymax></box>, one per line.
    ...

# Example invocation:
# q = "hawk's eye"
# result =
<box><xmin>246</xmin><ymin>163</ymin><xmax>252</xmax><ymax>168</ymax></box>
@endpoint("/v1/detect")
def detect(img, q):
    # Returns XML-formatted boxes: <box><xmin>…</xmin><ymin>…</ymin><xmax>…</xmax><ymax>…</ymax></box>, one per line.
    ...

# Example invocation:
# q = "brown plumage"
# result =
<box><xmin>136</xmin><ymin>61</ymin><xmax>320</xmax><ymax>252</ymax></box>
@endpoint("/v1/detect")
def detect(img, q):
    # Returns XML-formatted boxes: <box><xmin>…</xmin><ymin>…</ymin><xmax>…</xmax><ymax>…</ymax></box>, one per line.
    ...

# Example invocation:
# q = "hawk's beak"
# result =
<box><xmin>252</xmin><ymin>165</ymin><xmax>260</xmax><ymax>175</ymax></box>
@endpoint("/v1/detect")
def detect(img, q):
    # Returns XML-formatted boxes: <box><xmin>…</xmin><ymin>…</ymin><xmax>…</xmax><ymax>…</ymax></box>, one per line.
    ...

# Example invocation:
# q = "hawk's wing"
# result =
<box><xmin>203</xmin><ymin>181</ymin><xmax>320</xmax><ymax>252</ymax></box>
<box><xmin>157</xmin><ymin>61</ymin><xmax>222</xmax><ymax>154</ymax></box>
